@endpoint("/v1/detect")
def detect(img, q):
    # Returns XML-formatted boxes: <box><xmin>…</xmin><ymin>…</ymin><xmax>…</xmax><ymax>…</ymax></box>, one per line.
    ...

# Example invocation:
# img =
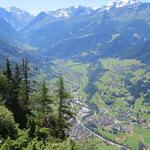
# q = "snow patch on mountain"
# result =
<box><xmin>4</xmin><ymin>7</ymin><xmax>33</xmax><ymax>30</ymax></box>
<box><xmin>105</xmin><ymin>0</ymin><xmax>141</xmax><ymax>10</ymax></box>
<box><xmin>47</xmin><ymin>9</ymin><xmax>70</xmax><ymax>18</ymax></box>
<box><xmin>6</xmin><ymin>7</ymin><xmax>31</xmax><ymax>16</ymax></box>
<box><xmin>46</xmin><ymin>6</ymin><xmax>94</xmax><ymax>18</ymax></box>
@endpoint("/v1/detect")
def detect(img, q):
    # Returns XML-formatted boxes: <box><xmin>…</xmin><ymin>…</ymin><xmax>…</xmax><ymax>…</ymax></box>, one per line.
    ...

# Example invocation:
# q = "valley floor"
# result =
<box><xmin>51</xmin><ymin>58</ymin><xmax>150</xmax><ymax>150</ymax></box>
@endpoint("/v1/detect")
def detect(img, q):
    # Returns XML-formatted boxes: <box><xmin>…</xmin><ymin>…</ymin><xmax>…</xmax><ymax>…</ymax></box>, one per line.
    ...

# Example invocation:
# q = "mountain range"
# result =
<box><xmin>0</xmin><ymin>0</ymin><xmax>149</xmax><ymax>64</ymax></box>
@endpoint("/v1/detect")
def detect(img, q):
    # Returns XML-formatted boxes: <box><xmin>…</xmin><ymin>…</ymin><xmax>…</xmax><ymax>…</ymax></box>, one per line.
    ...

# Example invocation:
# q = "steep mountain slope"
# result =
<box><xmin>0</xmin><ymin>6</ymin><xmax>45</xmax><ymax>67</ymax></box>
<box><xmin>0</xmin><ymin>39</ymin><xmax>41</xmax><ymax>68</ymax></box>
<box><xmin>0</xmin><ymin>17</ymin><xmax>20</xmax><ymax>43</ymax></box>
<box><xmin>0</xmin><ymin>1</ymin><xmax>149</xmax><ymax>64</ymax></box>
<box><xmin>22</xmin><ymin>2</ymin><xmax>150</xmax><ymax>63</ymax></box>
<box><xmin>0</xmin><ymin>40</ymin><xmax>24</xmax><ymax>64</ymax></box>
<box><xmin>135</xmin><ymin>40</ymin><xmax>150</xmax><ymax>64</ymax></box>
<box><xmin>0</xmin><ymin>16</ymin><xmax>38</xmax><ymax>65</ymax></box>
<box><xmin>0</xmin><ymin>7</ymin><xmax>33</xmax><ymax>30</ymax></box>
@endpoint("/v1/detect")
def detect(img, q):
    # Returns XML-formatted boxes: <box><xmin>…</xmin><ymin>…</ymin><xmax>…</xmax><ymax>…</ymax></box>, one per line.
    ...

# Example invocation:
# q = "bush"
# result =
<box><xmin>0</xmin><ymin>137</ymin><xmax>13</xmax><ymax>150</ymax></box>
<box><xmin>0</xmin><ymin>130</ymin><xmax>30</xmax><ymax>149</ymax></box>
<box><xmin>24</xmin><ymin>138</ymin><xmax>44</xmax><ymax>150</ymax></box>
<box><xmin>12</xmin><ymin>129</ymin><xmax>30</xmax><ymax>149</ymax></box>
<box><xmin>36</xmin><ymin>127</ymin><xmax>49</xmax><ymax>142</ymax></box>
<box><xmin>0</xmin><ymin>105</ymin><xmax>18</xmax><ymax>139</ymax></box>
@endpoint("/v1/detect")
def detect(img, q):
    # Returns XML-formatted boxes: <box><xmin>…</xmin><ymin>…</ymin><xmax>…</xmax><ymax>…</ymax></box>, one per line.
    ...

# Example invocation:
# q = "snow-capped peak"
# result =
<box><xmin>117</xmin><ymin>0</ymin><xmax>140</xmax><ymax>7</ymax></box>
<box><xmin>5</xmin><ymin>7</ymin><xmax>33</xmax><ymax>19</ymax></box>
<box><xmin>6</xmin><ymin>7</ymin><xmax>28</xmax><ymax>15</ymax></box>
<box><xmin>6</xmin><ymin>7</ymin><xmax>33</xmax><ymax>25</ymax></box>
<box><xmin>105</xmin><ymin>0</ymin><xmax>141</xmax><ymax>10</ymax></box>
<box><xmin>46</xmin><ymin>6</ymin><xmax>94</xmax><ymax>18</ymax></box>
<box><xmin>47</xmin><ymin>9</ymin><xmax>70</xmax><ymax>18</ymax></box>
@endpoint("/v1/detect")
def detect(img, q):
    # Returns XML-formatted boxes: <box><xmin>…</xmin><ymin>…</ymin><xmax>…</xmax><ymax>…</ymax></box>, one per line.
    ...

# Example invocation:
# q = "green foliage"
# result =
<box><xmin>0</xmin><ymin>138</ymin><xmax>14</xmax><ymax>150</ymax></box>
<box><xmin>24</xmin><ymin>139</ymin><xmax>44</xmax><ymax>150</ymax></box>
<box><xmin>33</xmin><ymin>79</ymin><xmax>52</xmax><ymax>116</ymax></box>
<box><xmin>0</xmin><ymin>59</ymin><xmax>77</xmax><ymax>150</ymax></box>
<box><xmin>0</xmin><ymin>59</ymin><xmax>31</xmax><ymax>129</ymax></box>
<box><xmin>0</xmin><ymin>73</ymin><xmax>7</xmax><ymax>104</ymax></box>
<box><xmin>30</xmin><ymin>78</ymin><xmax>54</xmax><ymax>130</ymax></box>
<box><xmin>0</xmin><ymin>129</ymin><xmax>29</xmax><ymax>149</ymax></box>
<box><xmin>13</xmin><ymin>130</ymin><xmax>30</xmax><ymax>149</ymax></box>
<box><xmin>55</xmin><ymin>77</ymin><xmax>73</xmax><ymax>139</ymax></box>
<box><xmin>40</xmin><ymin>79</ymin><xmax>50</xmax><ymax>113</ymax></box>
<box><xmin>0</xmin><ymin>105</ymin><xmax>18</xmax><ymax>139</ymax></box>
<box><xmin>36</xmin><ymin>127</ymin><xmax>49</xmax><ymax>143</ymax></box>
<box><xmin>28</xmin><ymin>116</ymin><xmax>36</xmax><ymax>138</ymax></box>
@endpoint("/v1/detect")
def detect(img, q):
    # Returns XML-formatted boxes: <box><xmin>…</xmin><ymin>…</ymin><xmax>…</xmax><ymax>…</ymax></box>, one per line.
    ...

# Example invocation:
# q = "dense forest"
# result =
<box><xmin>0</xmin><ymin>59</ymin><xmax>84</xmax><ymax>149</ymax></box>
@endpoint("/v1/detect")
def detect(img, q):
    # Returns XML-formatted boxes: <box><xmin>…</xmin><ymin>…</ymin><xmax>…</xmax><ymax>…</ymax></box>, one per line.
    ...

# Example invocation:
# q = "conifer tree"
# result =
<box><xmin>5</xmin><ymin>58</ymin><xmax>12</xmax><ymax>81</ymax></box>
<box><xmin>12</xmin><ymin>63</ymin><xmax>27</xmax><ymax>128</ymax></box>
<box><xmin>22</xmin><ymin>58</ymin><xmax>30</xmax><ymax>103</ymax></box>
<box><xmin>56</xmin><ymin>77</ymin><xmax>73</xmax><ymax>139</ymax></box>
<box><xmin>0</xmin><ymin>73</ymin><xmax>7</xmax><ymax>103</ymax></box>
<box><xmin>2</xmin><ymin>60</ymin><xmax>21</xmax><ymax>127</ymax></box>
<box><xmin>41</xmin><ymin>79</ymin><xmax>49</xmax><ymax>113</ymax></box>
<box><xmin>35</xmin><ymin>78</ymin><xmax>53</xmax><ymax>128</ymax></box>
<box><xmin>2</xmin><ymin>59</ymin><xmax>32</xmax><ymax>128</ymax></box>
<box><xmin>13</xmin><ymin>64</ymin><xmax>21</xmax><ymax>102</ymax></box>
<box><xmin>18</xmin><ymin>58</ymin><xmax>32</xmax><ymax>128</ymax></box>
<box><xmin>3</xmin><ymin>59</ymin><xmax>30</xmax><ymax>128</ymax></box>
<box><xmin>4</xmin><ymin>58</ymin><xmax>13</xmax><ymax>108</ymax></box>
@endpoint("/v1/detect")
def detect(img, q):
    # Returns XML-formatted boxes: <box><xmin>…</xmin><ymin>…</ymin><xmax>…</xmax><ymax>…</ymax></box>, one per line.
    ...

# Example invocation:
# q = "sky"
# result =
<box><xmin>0</xmin><ymin>0</ymin><xmax>149</xmax><ymax>15</ymax></box>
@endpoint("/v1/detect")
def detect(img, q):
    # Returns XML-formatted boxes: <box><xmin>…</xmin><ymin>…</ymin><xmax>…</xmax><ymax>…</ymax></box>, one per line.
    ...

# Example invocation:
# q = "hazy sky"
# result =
<box><xmin>0</xmin><ymin>0</ymin><xmax>149</xmax><ymax>15</ymax></box>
